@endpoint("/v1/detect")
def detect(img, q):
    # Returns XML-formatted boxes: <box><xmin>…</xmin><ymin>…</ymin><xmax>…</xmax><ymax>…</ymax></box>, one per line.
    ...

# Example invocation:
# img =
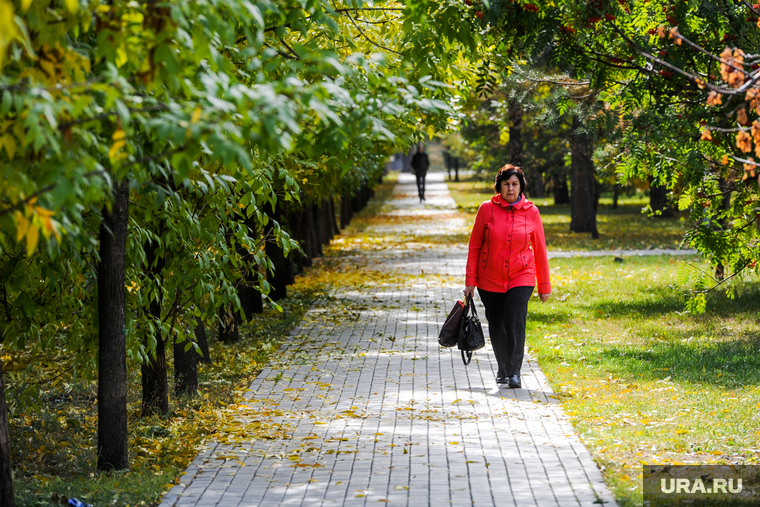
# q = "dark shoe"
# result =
<box><xmin>508</xmin><ymin>374</ymin><xmax>522</xmax><ymax>389</ymax></box>
<box><xmin>496</xmin><ymin>377</ymin><xmax>508</xmax><ymax>385</ymax></box>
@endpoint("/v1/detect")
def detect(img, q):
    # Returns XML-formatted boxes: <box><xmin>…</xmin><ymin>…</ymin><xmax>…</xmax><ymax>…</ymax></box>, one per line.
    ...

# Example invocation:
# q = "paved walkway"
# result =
<box><xmin>161</xmin><ymin>172</ymin><xmax>619</xmax><ymax>507</ymax></box>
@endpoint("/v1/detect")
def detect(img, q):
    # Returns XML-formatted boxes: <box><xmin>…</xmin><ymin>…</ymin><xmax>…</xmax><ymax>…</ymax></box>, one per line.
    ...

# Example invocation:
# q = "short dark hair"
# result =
<box><xmin>493</xmin><ymin>164</ymin><xmax>526</xmax><ymax>195</ymax></box>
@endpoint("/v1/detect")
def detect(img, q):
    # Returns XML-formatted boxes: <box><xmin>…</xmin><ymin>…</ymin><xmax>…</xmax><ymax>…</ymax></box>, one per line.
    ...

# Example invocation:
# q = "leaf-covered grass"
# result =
<box><xmin>527</xmin><ymin>255</ymin><xmax>760</xmax><ymax>507</ymax></box>
<box><xmin>447</xmin><ymin>176</ymin><xmax>689</xmax><ymax>251</ymax></box>
<box><xmin>8</xmin><ymin>292</ymin><xmax>314</xmax><ymax>507</ymax></box>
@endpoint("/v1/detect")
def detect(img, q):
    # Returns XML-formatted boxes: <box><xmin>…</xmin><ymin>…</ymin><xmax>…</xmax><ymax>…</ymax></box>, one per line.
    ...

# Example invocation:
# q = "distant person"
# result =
<box><xmin>452</xmin><ymin>156</ymin><xmax>460</xmax><ymax>182</ymax></box>
<box><xmin>410</xmin><ymin>144</ymin><xmax>430</xmax><ymax>202</ymax></box>
<box><xmin>463</xmin><ymin>165</ymin><xmax>551</xmax><ymax>389</ymax></box>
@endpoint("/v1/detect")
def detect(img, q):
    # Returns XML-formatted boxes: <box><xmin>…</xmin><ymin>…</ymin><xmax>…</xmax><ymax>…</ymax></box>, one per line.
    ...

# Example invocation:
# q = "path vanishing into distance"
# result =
<box><xmin>159</xmin><ymin>171</ymin><xmax>703</xmax><ymax>506</ymax></box>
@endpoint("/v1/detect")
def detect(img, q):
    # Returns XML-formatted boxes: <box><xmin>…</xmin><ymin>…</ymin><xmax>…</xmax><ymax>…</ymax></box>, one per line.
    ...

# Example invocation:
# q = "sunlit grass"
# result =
<box><xmin>527</xmin><ymin>255</ymin><xmax>760</xmax><ymax>506</ymax></box>
<box><xmin>447</xmin><ymin>176</ymin><xmax>689</xmax><ymax>251</ymax></box>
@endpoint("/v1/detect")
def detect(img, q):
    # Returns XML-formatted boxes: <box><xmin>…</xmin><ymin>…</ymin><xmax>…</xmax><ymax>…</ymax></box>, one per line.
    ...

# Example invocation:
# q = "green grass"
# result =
<box><xmin>526</xmin><ymin>255</ymin><xmax>760</xmax><ymax>506</ymax></box>
<box><xmin>447</xmin><ymin>176</ymin><xmax>689</xmax><ymax>251</ymax></box>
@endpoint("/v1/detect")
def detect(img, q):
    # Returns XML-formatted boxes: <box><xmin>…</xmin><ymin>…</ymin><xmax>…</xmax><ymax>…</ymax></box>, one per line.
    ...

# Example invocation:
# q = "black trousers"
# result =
<box><xmin>477</xmin><ymin>286</ymin><xmax>534</xmax><ymax>378</ymax></box>
<box><xmin>415</xmin><ymin>174</ymin><xmax>426</xmax><ymax>199</ymax></box>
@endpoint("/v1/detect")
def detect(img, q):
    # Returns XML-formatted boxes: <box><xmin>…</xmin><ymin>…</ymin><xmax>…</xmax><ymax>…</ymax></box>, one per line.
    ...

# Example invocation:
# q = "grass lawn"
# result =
<box><xmin>528</xmin><ymin>255</ymin><xmax>760</xmax><ymax>506</ymax></box>
<box><xmin>447</xmin><ymin>175</ymin><xmax>689</xmax><ymax>251</ymax></box>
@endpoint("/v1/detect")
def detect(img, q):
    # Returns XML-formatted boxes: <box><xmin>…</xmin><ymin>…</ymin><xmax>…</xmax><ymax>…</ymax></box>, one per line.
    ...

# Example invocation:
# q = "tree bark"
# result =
<box><xmin>141</xmin><ymin>337</ymin><xmax>169</xmax><ymax>416</ymax></box>
<box><xmin>97</xmin><ymin>178</ymin><xmax>130</xmax><ymax>471</ymax></box>
<box><xmin>649</xmin><ymin>179</ymin><xmax>674</xmax><ymax>218</ymax></box>
<box><xmin>569</xmin><ymin>116</ymin><xmax>599</xmax><ymax>238</ymax></box>
<box><xmin>264</xmin><ymin>204</ymin><xmax>292</xmax><ymax>301</ymax></box>
<box><xmin>315</xmin><ymin>200</ymin><xmax>330</xmax><ymax>248</ymax></box>
<box><xmin>612</xmin><ymin>184</ymin><xmax>620</xmax><ymax>210</ymax></box>
<box><xmin>218</xmin><ymin>304</ymin><xmax>241</xmax><ymax>344</ymax></box>
<box><xmin>141</xmin><ymin>239</ymin><xmax>169</xmax><ymax>417</ymax></box>
<box><xmin>265</xmin><ymin>238</ymin><xmax>291</xmax><ymax>301</ymax></box>
<box><xmin>508</xmin><ymin>100</ymin><xmax>523</xmax><ymax>166</ymax></box>
<box><xmin>173</xmin><ymin>333</ymin><xmax>198</xmax><ymax>397</ymax></box>
<box><xmin>340</xmin><ymin>195</ymin><xmax>353</xmax><ymax>229</ymax></box>
<box><xmin>0</xmin><ymin>353</ymin><xmax>14</xmax><ymax>507</ymax></box>
<box><xmin>553</xmin><ymin>172</ymin><xmax>571</xmax><ymax>204</ymax></box>
<box><xmin>302</xmin><ymin>204</ymin><xmax>320</xmax><ymax>258</ymax></box>
<box><xmin>531</xmin><ymin>169</ymin><xmax>545</xmax><ymax>198</ymax></box>
<box><xmin>194</xmin><ymin>318</ymin><xmax>211</xmax><ymax>364</ymax></box>
<box><xmin>237</xmin><ymin>215</ymin><xmax>263</xmax><ymax>319</ymax></box>
<box><xmin>326</xmin><ymin>197</ymin><xmax>340</xmax><ymax>237</ymax></box>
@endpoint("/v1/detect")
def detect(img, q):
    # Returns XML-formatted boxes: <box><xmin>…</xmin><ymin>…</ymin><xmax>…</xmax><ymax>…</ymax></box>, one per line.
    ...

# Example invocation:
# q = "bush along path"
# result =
<box><xmin>161</xmin><ymin>172</ymin><xmax>618</xmax><ymax>507</ymax></box>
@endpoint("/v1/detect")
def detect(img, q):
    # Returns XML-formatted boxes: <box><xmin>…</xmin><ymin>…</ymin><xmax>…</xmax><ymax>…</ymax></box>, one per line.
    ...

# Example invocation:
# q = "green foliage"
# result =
<box><xmin>0</xmin><ymin>0</ymin><xmax>479</xmax><ymax>491</ymax></box>
<box><xmin>448</xmin><ymin>0</ymin><xmax>760</xmax><ymax>310</ymax></box>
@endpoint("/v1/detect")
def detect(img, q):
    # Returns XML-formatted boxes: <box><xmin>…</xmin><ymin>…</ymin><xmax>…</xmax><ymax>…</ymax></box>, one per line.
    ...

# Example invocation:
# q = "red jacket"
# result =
<box><xmin>466</xmin><ymin>194</ymin><xmax>551</xmax><ymax>294</ymax></box>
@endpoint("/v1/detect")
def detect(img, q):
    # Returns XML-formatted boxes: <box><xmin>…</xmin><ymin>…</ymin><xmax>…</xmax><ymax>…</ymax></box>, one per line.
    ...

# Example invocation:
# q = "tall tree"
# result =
<box><xmin>0</xmin><ymin>333</ymin><xmax>13</xmax><ymax>507</ymax></box>
<box><xmin>570</xmin><ymin>115</ymin><xmax>599</xmax><ymax>238</ymax></box>
<box><xmin>97</xmin><ymin>179</ymin><xmax>130</xmax><ymax>471</ymax></box>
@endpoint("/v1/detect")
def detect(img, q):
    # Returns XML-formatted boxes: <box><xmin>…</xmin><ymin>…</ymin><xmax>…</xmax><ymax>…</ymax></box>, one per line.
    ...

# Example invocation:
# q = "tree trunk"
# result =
<box><xmin>304</xmin><ymin>204</ymin><xmax>321</xmax><ymax>257</ymax></box>
<box><xmin>237</xmin><ymin>215</ymin><xmax>263</xmax><ymax>319</ymax></box>
<box><xmin>173</xmin><ymin>333</ymin><xmax>198</xmax><ymax>397</ymax></box>
<box><xmin>265</xmin><ymin>240</ymin><xmax>290</xmax><ymax>301</ymax></box>
<box><xmin>141</xmin><ymin>239</ymin><xmax>169</xmax><ymax>417</ymax></box>
<box><xmin>612</xmin><ymin>184</ymin><xmax>619</xmax><ymax>210</ymax></box>
<box><xmin>238</xmin><ymin>285</ymin><xmax>263</xmax><ymax>320</ymax></box>
<box><xmin>264</xmin><ymin>203</ymin><xmax>291</xmax><ymax>301</ymax></box>
<box><xmin>194</xmin><ymin>318</ymin><xmax>211</xmax><ymax>364</ymax></box>
<box><xmin>340</xmin><ymin>195</ymin><xmax>353</xmax><ymax>229</ymax></box>
<box><xmin>569</xmin><ymin>116</ymin><xmax>599</xmax><ymax>238</ymax></box>
<box><xmin>0</xmin><ymin>353</ymin><xmax>14</xmax><ymax>507</ymax></box>
<box><xmin>141</xmin><ymin>338</ymin><xmax>169</xmax><ymax>416</ymax></box>
<box><xmin>553</xmin><ymin>172</ymin><xmax>571</xmax><ymax>204</ymax></box>
<box><xmin>315</xmin><ymin>201</ymin><xmax>330</xmax><ymax>248</ymax></box>
<box><xmin>508</xmin><ymin>100</ymin><xmax>523</xmax><ymax>166</ymax></box>
<box><xmin>715</xmin><ymin>177</ymin><xmax>733</xmax><ymax>279</ymax></box>
<box><xmin>649</xmin><ymin>179</ymin><xmax>674</xmax><ymax>218</ymax></box>
<box><xmin>218</xmin><ymin>304</ymin><xmax>241</xmax><ymax>344</ymax></box>
<box><xmin>328</xmin><ymin>197</ymin><xmax>340</xmax><ymax>237</ymax></box>
<box><xmin>531</xmin><ymin>169</ymin><xmax>545</xmax><ymax>198</ymax></box>
<box><xmin>97</xmin><ymin>178</ymin><xmax>129</xmax><ymax>471</ymax></box>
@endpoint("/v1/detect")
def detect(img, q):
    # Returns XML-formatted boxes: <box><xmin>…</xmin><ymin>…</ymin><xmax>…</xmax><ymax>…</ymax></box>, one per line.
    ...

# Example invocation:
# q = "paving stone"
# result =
<box><xmin>160</xmin><ymin>173</ymin><xmax>618</xmax><ymax>507</ymax></box>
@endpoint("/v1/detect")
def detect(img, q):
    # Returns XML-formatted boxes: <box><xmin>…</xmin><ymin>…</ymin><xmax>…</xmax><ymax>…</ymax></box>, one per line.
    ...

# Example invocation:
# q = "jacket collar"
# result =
<box><xmin>491</xmin><ymin>193</ymin><xmax>533</xmax><ymax>209</ymax></box>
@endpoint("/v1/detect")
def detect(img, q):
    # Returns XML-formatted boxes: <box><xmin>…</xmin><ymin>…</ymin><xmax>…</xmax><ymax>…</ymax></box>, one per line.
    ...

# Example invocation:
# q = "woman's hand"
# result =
<box><xmin>463</xmin><ymin>285</ymin><xmax>475</xmax><ymax>300</ymax></box>
<box><xmin>539</xmin><ymin>293</ymin><xmax>550</xmax><ymax>303</ymax></box>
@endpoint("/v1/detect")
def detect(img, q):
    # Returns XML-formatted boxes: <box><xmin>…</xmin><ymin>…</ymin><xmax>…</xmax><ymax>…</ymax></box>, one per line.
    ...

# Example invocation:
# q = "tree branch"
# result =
<box><xmin>0</xmin><ymin>185</ymin><xmax>55</xmax><ymax>218</ymax></box>
<box><xmin>345</xmin><ymin>11</ymin><xmax>402</xmax><ymax>55</ymax></box>
<box><xmin>608</xmin><ymin>22</ymin><xmax>750</xmax><ymax>96</ymax></box>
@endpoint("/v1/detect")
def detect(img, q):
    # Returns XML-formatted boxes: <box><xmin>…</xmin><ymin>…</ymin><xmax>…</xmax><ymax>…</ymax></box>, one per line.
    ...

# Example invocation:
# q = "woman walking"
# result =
<box><xmin>463</xmin><ymin>165</ymin><xmax>551</xmax><ymax>388</ymax></box>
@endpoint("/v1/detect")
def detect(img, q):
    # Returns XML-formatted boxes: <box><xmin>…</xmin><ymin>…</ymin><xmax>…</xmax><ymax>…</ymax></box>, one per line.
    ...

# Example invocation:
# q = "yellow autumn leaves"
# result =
<box><xmin>12</xmin><ymin>201</ymin><xmax>60</xmax><ymax>255</ymax></box>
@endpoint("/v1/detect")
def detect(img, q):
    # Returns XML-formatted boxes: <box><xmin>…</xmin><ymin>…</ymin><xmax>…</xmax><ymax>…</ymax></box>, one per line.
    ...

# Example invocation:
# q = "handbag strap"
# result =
<box><xmin>457</xmin><ymin>298</ymin><xmax>469</xmax><ymax>350</ymax></box>
<box><xmin>459</xmin><ymin>296</ymin><xmax>476</xmax><ymax>366</ymax></box>
<box><xmin>467</xmin><ymin>295</ymin><xmax>478</xmax><ymax>318</ymax></box>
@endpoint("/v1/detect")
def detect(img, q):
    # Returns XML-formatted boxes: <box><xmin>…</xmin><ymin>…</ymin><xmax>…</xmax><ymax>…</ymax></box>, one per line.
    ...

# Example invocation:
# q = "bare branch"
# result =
<box><xmin>511</xmin><ymin>67</ymin><xmax>590</xmax><ymax>86</ymax></box>
<box><xmin>608</xmin><ymin>22</ymin><xmax>750</xmax><ymax>96</ymax></box>
<box><xmin>276</xmin><ymin>34</ymin><xmax>300</xmax><ymax>60</ymax></box>
<box><xmin>345</xmin><ymin>11</ymin><xmax>402</xmax><ymax>55</ymax></box>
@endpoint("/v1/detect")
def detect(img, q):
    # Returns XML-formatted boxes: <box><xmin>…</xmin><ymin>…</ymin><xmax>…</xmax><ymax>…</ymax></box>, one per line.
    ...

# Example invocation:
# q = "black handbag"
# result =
<box><xmin>458</xmin><ymin>295</ymin><xmax>485</xmax><ymax>365</ymax></box>
<box><xmin>439</xmin><ymin>300</ymin><xmax>465</xmax><ymax>347</ymax></box>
